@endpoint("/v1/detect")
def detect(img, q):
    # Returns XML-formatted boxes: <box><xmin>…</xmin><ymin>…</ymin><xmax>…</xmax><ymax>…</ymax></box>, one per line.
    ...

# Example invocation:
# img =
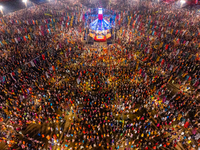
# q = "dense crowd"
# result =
<box><xmin>0</xmin><ymin>0</ymin><xmax>200</xmax><ymax>150</ymax></box>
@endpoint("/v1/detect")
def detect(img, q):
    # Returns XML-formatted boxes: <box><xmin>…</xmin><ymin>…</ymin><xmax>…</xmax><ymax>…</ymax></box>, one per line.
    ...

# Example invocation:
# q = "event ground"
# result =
<box><xmin>7</xmin><ymin>42</ymin><xmax>198</xmax><ymax>150</ymax></box>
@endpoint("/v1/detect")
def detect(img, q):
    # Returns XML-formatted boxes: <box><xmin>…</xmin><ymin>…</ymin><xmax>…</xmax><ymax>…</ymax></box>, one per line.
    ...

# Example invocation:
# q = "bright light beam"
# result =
<box><xmin>22</xmin><ymin>0</ymin><xmax>28</xmax><ymax>7</ymax></box>
<box><xmin>0</xmin><ymin>6</ymin><xmax>3</xmax><ymax>14</ymax></box>
<box><xmin>180</xmin><ymin>0</ymin><xmax>185</xmax><ymax>4</ymax></box>
<box><xmin>22</xmin><ymin>0</ymin><xmax>27</xmax><ymax>3</ymax></box>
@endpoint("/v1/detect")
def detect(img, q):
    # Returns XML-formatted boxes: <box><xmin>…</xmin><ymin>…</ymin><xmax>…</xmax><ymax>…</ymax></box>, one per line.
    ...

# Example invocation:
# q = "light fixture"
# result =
<box><xmin>22</xmin><ymin>0</ymin><xmax>27</xmax><ymax>3</ymax></box>
<box><xmin>22</xmin><ymin>0</ymin><xmax>28</xmax><ymax>7</ymax></box>
<box><xmin>0</xmin><ymin>6</ymin><xmax>3</xmax><ymax>10</ymax></box>
<box><xmin>180</xmin><ymin>0</ymin><xmax>185</xmax><ymax>4</ymax></box>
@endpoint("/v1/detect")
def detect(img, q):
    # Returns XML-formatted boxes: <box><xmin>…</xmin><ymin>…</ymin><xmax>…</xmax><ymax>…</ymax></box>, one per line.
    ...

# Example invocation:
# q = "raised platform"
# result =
<box><xmin>94</xmin><ymin>35</ymin><xmax>106</xmax><ymax>42</ymax></box>
<box><xmin>88</xmin><ymin>8</ymin><xmax>112</xmax><ymax>42</ymax></box>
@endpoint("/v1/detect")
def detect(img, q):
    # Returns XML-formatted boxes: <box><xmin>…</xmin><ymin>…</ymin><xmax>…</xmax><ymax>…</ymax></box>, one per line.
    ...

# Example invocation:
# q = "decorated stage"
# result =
<box><xmin>87</xmin><ymin>8</ymin><xmax>113</xmax><ymax>42</ymax></box>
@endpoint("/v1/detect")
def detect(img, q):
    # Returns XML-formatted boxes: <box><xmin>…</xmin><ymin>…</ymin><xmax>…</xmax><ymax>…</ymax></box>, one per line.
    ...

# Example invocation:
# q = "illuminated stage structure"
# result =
<box><xmin>88</xmin><ymin>8</ymin><xmax>112</xmax><ymax>42</ymax></box>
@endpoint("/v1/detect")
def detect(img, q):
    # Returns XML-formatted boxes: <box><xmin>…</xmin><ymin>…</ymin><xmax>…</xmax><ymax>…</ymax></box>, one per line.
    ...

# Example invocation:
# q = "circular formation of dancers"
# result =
<box><xmin>0</xmin><ymin>0</ymin><xmax>200</xmax><ymax>150</ymax></box>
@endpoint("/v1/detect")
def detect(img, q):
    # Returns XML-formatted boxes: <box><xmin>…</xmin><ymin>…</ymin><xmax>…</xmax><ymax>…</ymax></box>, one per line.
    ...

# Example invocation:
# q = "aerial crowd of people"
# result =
<box><xmin>0</xmin><ymin>0</ymin><xmax>200</xmax><ymax>150</ymax></box>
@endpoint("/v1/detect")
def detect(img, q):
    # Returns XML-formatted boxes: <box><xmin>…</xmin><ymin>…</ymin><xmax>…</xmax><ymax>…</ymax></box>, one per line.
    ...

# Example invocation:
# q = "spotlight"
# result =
<box><xmin>0</xmin><ymin>6</ymin><xmax>3</xmax><ymax>10</ymax></box>
<box><xmin>180</xmin><ymin>0</ymin><xmax>185</xmax><ymax>4</ymax></box>
<box><xmin>22</xmin><ymin>0</ymin><xmax>27</xmax><ymax>3</ymax></box>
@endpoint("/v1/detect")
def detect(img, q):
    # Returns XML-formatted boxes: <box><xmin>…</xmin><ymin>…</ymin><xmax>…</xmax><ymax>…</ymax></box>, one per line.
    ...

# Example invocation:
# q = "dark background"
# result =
<box><xmin>0</xmin><ymin>0</ymin><xmax>48</xmax><ymax>15</ymax></box>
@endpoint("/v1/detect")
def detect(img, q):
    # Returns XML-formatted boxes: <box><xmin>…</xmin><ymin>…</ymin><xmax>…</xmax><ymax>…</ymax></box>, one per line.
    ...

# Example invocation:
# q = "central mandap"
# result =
<box><xmin>89</xmin><ymin>8</ymin><xmax>112</xmax><ymax>42</ymax></box>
